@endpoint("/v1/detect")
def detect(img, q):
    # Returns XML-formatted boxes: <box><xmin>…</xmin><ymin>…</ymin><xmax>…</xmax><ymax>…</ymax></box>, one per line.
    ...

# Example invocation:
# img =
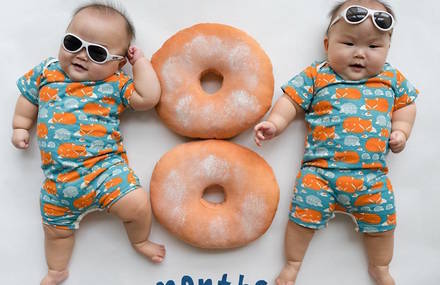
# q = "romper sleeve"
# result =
<box><xmin>280</xmin><ymin>63</ymin><xmax>318</xmax><ymax>111</ymax></box>
<box><xmin>392</xmin><ymin>68</ymin><xmax>419</xmax><ymax>111</ymax></box>
<box><xmin>16</xmin><ymin>58</ymin><xmax>52</xmax><ymax>105</ymax></box>
<box><xmin>119</xmin><ymin>73</ymin><xmax>135</xmax><ymax>109</ymax></box>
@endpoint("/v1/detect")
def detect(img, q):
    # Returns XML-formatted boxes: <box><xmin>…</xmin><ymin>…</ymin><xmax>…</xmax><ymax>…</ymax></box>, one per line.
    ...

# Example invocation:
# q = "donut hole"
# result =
<box><xmin>202</xmin><ymin>184</ymin><xmax>226</xmax><ymax>205</ymax></box>
<box><xmin>200</xmin><ymin>69</ymin><xmax>223</xmax><ymax>94</ymax></box>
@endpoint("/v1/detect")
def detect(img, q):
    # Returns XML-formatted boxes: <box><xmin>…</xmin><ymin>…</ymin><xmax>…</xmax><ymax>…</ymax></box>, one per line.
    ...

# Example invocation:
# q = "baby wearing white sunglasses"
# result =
<box><xmin>12</xmin><ymin>3</ymin><xmax>165</xmax><ymax>285</ymax></box>
<box><xmin>255</xmin><ymin>1</ymin><xmax>418</xmax><ymax>285</ymax></box>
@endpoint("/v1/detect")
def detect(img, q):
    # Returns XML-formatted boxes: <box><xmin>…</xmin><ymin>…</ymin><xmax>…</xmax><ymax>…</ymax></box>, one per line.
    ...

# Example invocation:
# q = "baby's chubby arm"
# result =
<box><xmin>12</xmin><ymin>95</ymin><xmax>38</xmax><ymax>149</ymax></box>
<box><xmin>254</xmin><ymin>95</ymin><xmax>303</xmax><ymax>146</ymax></box>
<box><xmin>389</xmin><ymin>102</ymin><xmax>417</xmax><ymax>153</ymax></box>
<box><xmin>126</xmin><ymin>46</ymin><xmax>161</xmax><ymax>111</ymax></box>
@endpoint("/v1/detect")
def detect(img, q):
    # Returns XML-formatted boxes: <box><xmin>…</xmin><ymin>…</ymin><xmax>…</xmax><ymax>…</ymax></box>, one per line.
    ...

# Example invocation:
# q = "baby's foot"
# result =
<box><xmin>276</xmin><ymin>261</ymin><xmax>301</xmax><ymax>285</ymax></box>
<box><xmin>369</xmin><ymin>265</ymin><xmax>395</xmax><ymax>285</ymax></box>
<box><xmin>40</xmin><ymin>269</ymin><xmax>68</xmax><ymax>285</ymax></box>
<box><xmin>132</xmin><ymin>239</ymin><xmax>166</xmax><ymax>263</ymax></box>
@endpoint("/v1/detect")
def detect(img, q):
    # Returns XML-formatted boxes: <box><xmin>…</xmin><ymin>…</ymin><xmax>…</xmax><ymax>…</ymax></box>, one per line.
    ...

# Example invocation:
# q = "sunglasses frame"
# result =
<box><xmin>329</xmin><ymin>5</ymin><xmax>395</xmax><ymax>32</ymax></box>
<box><xmin>62</xmin><ymin>33</ymin><xmax>125</xmax><ymax>64</ymax></box>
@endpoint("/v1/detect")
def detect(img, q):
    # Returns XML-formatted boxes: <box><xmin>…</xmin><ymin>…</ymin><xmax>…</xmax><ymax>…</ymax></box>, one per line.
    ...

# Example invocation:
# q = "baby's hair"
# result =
<box><xmin>73</xmin><ymin>1</ymin><xmax>136</xmax><ymax>43</ymax></box>
<box><xmin>326</xmin><ymin>0</ymin><xmax>395</xmax><ymax>35</ymax></box>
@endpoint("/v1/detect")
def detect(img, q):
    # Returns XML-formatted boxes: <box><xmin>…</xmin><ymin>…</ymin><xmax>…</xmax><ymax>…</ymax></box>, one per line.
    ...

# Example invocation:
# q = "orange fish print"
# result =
<box><xmin>361</xmin><ymin>162</ymin><xmax>384</xmax><ymax>170</ymax></box>
<box><xmin>99</xmin><ymin>188</ymin><xmax>121</xmax><ymax>208</ymax></box>
<box><xmin>52</xmin><ymin>112</ymin><xmax>77</xmax><ymax>125</ymax></box>
<box><xmin>353</xmin><ymin>213</ymin><xmax>381</xmax><ymax>224</ymax></box>
<box><xmin>335</xmin><ymin>176</ymin><xmax>364</xmax><ymax>193</ymax></box>
<box><xmin>127</xmin><ymin>171</ymin><xmax>137</xmax><ymax>185</ymax></box>
<box><xmin>57</xmin><ymin>143</ymin><xmax>87</xmax><ymax>159</ymax></box>
<box><xmin>66</xmin><ymin>83</ymin><xmax>94</xmax><ymax>98</ymax></box>
<box><xmin>44</xmin><ymin>69</ymin><xmax>65</xmax><ymax>82</ymax></box>
<box><xmin>102</xmin><ymin>97</ymin><xmax>116</xmax><ymax>105</ymax></box>
<box><xmin>315</xmin><ymin>73</ymin><xmax>336</xmax><ymax>88</ymax></box>
<box><xmin>43</xmin><ymin>179</ymin><xmax>57</xmax><ymax>195</ymax></box>
<box><xmin>84</xmin><ymin>103</ymin><xmax>111</xmax><ymax>116</ymax></box>
<box><xmin>43</xmin><ymin>203</ymin><xmax>70</xmax><ymax>217</ymax></box>
<box><xmin>334</xmin><ymin>151</ymin><xmax>360</xmax><ymax>164</ymax></box>
<box><xmin>305</xmin><ymin>66</ymin><xmax>318</xmax><ymax>78</ymax></box>
<box><xmin>57</xmin><ymin>171</ymin><xmax>81</xmax><ymax>183</ymax></box>
<box><xmin>105</xmin><ymin>177</ymin><xmax>123</xmax><ymax>190</ymax></box>
<box><xmin>37</xmin><ymin>123</ymin><xmax>48</xmax><ymax>138</ymax></box>
<box><xmin>343</xmin><ymin>117</ymin><xmax>373</xmax><ymax>133</ymax></box>
<box><xmin>386</xmin><ymin>178</ymin><xmax>393</xmax><ymax>192</ymax></box>
<box><xmin>313</xmin><ymin>101</ymin><xmax>333</xmax><ymax>115</ymax></box>
<box><xmin>365</xmin><ymin>98</ymin><xmax>389</xmax><ymax>113</ymax></box>
<box><xmin>302</xmin><ymin>173</ymin><xmax>329</xmax><ymax>191</ymax></box>
<box><xmin>40</xmin><ymin>150</ymin><xmax>53</xmax><ymax>165</ymax></box>
<box><xmin>380</xmin><ymin>128</ymin><xmax>390</xmax><ymax>138</ymax></box>
<box><xmin>365</xmin><ymin>138</ymin><xmax>387</xmax><ymax>153</ymax></box>
<box><xmin>40</xmin><ymin>86</ymin><xmax>58</xmax><ymax>102</ymax></box>
<box><xmin>354</xmin><ymin>193</ymin><xmax>382</xmax><ymax>206</ymax></box>
<box><xmin>79</xmin><ymin>124</ymin><xmax>107</xmax><ymax>137</ymax></box>
<box><xmin>83</xmin><ymin>154</ymin><xmax>108</xmax><ymax>168</ymax></box>
<box><xmin>386</xmin><ymin>213</ymin><xmax>396</xmax><ymax>225</ymax></box>
<box><xmin>393</xmin><ymin>94</ymin><xmax>413</xmax><ymax>111</ymax></box>
<box><xmin>284</xmin><ymin>86</ymin><xmax>304</xmax><ymax>105</ymax></box>
<box><xmin>307</xmin><ymin>159</ymin><xmax>329</xmax><ymax>168</ymax></box>
<box><xmin>365</xmin><ymin>78</ymin><xmax>391</xmax><ymax>88</ymax></box>
<box><xmin>313</xmin><ymin>126</ymin><xmax>335</xmax><ymax>141</ymax></box>
<box><xmin>335</xmin><ymin>88</ymin><xmax>361</xmax><ymax>99</ymax></box>
<box><xmin>73</xmin><ymin>191</ymin><xmax>96</xmax><ymax>209</ymax></box>
<box><xmin>82</xmin><ymin>168</ymin><xmax>106</xmax><ymax>187</ymax></box>
<box><xmin>294</xmin><ymin>207</ymin><xmax>322</xmax><ymax>224</ymax></box>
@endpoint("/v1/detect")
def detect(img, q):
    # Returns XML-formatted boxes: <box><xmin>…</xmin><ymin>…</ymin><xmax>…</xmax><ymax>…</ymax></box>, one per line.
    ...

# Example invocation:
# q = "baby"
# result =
<box><xmin>254</xmin><ymin>1</ymin><xmax>417</xmax><ymax>284</ymax></box>
<box><xmin>11</xmin><ymin>3</ymin><xmax>165</xmax><ymax>285</ymax></box>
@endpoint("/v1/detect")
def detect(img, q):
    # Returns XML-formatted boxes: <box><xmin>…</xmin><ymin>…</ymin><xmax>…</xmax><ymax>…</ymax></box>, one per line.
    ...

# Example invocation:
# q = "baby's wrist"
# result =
<box><xmin>266</xmin><ymin>120</ymin><xmax>279</xmax><ymax>135</ymax></box>
<box><xmin>391</xmin><ymin>129</ymin><xmax>408</xmax><ymax>141</ymax></box>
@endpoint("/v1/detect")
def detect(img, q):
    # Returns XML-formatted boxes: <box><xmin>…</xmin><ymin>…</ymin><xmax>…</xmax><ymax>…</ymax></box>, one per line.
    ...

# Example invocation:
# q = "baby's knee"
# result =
<box><xmin>112</xmin><ymin>189</ymin><xmax>150</xmax><ymax>222</ymax></box>
<box><xmin>43</xmin><ymin>224</ymin><xmax>74</xmax><ymax>240</ymax></box>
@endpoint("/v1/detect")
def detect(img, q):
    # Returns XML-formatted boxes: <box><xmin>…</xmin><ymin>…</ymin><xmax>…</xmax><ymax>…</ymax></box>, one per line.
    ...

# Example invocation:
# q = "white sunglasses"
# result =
<box><xmin>329</xmin><ymin>5</ymin><xmax>395</xmax><ymax>32</ymax></box>
<box><xmin>62</xmin><ymin>33</ymin><xmax>125</xmax><ymax>64</ymax></box>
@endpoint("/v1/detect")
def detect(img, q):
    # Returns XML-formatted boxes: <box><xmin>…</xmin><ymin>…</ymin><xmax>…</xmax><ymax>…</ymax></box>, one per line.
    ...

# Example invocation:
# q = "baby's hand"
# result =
<box><xmin>389</xmin><ymin>130</ymin><xmax>407</xmax><ymax>153</ymax></box>
<box><xmin>12</xmin><ymin>128</ymin><xmax>30</xmax><ymax>149</ymax></box>
<box><xmin>254</xmin><ymin>121</ymin><xmax>277</xmax><ymax>147</ymax></box>
<box><xmin>127</xmin><ymin>46</ymin><xmax>145</xmax><ymax>65</ymax></box>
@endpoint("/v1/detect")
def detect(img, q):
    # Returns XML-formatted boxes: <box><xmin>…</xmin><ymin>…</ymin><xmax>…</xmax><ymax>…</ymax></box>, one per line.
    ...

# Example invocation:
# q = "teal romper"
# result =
<box><xmin>281</xmin><ymin>61</ymin><xmax>418</xmax><ymax>233</ymax></box>
<box><xmin>17</xmin><ymin>58</ymin><xmax>141</xmax><ymax>230</ymax></box>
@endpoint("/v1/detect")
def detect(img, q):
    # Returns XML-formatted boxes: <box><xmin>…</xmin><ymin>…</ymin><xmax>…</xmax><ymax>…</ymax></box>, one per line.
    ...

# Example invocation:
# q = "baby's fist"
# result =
<box><xmin>12</xmin><ymin>128</ymin><xmax>30</xmax><ymax>149</ymax></box>
<box><xmin>389</xmin><ymin>130</ymin><xmax>407</xmax><ymax>153</ymax></box>
<box><xmin>254</xmin><ymin>121</ymin><xmax>277</xmax><ymax>147</ymax></box>
<box><xmin>127</xmin><ymin>46</ymin><xmax>145</xmax><ymax>65</ymax></box>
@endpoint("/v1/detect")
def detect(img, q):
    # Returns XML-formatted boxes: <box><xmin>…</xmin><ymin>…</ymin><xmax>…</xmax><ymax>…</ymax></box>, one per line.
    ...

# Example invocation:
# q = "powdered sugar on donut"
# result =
<box><xmin>208</xmin><ymin>216</ymin><xmax>228</xmax><ymax>245</ymax></box>
<box><xmin>196</xmin><ymin>154</ymin><xmax>230</xmax><ymax>181</ymax></box>
<box><xmin>240</xmin><ymin>194</ymin><xmax>267</xmax><ymax>239</ymax></box>
<box><xmin>225</xmin><ymin>90</ymin><xmax>261</xmax><ymax>123</ymax></box>
<box><xmin>175</xmin><ymin>95</ymin><xmax>193</xmax><ymax>128</ymax></box>
<box><xmin>163</xmin><ymin>170</ymin><xmax>187</xmax><ymax>227</ymax></box>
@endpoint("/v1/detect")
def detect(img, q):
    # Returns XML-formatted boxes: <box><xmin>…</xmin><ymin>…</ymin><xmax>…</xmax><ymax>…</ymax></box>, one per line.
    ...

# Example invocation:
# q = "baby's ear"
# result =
<box><xmin>118</xmin><ymin>58</ymin><xmax>127</xmax><ymax>69</ymax></box>
<box><xmin>324</xmin><ymin>37</ymin><xmax>329</xmax><ymax>53</ymax></box>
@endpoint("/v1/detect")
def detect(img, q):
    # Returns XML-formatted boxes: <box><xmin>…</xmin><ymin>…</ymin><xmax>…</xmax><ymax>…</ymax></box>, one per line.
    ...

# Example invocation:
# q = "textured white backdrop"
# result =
<box><xmin>1</xmin><ymin>1</ymin><xmax>439</xmax><ymax>284</ymax></box>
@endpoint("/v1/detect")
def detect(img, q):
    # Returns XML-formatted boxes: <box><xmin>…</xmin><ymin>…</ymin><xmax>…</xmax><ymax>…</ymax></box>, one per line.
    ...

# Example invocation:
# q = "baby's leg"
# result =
<box><xmin>276</xmin><ymin>221</ymin><xmax>315</xmax><ymax>285</ymax></box>
<box><xmin>363</xmin><ymin>230</ymin><xmax>395</xmax><ymax>285</ymax></box>
<box><xmin>40</xmin><ymin>224</ymin><xmax>75</xmax><ymax>285</ymax></box>
<box><xmin>109</xmin><ymin>188</ymin><xmax>165</xmax><ymax>262</ymax></box>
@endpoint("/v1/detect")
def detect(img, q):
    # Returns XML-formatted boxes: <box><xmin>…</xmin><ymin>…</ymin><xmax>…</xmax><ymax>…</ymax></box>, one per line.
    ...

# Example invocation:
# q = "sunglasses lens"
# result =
<box><xmin>63</xmin><ymin>34</ymin><xmax>82</xmax><ymax>52</ymax></box>
<box><xmin>346</xmin><ymin>6</ymin><xmax>368</xmax><ymax>23</ymax></box>
<box><xmin>88</xmin><ymin>45</ymin><xmax>108</xmax><ymax>63</ymax></box>
<box><xmin>374</xmin><ymin>12</ymin><xmax>393</xmax><ymax>30</ymax></box>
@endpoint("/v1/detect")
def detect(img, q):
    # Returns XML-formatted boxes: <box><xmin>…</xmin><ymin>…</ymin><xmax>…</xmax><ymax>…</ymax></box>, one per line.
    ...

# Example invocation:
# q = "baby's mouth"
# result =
<box><xmin>349</xmin><ymin>63</ymin><xmax>365</xmax><ymax>69</ymax></box>
<box><xmin>72</xmin><ymin>62</ymin><xmax>88</xmax><ymax>71</ymax></box>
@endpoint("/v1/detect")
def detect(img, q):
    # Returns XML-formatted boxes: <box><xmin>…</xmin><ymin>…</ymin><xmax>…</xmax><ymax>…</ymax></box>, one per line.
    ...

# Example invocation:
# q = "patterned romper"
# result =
<box><xmin>17</xmin><ymin>58</ymin><xmax>141</xmax><ymax>230</ymax></box>
<box><xmin>282</xmin><ymin>61</ymin><xmax>418</xmax><ymax>233</ymax></box>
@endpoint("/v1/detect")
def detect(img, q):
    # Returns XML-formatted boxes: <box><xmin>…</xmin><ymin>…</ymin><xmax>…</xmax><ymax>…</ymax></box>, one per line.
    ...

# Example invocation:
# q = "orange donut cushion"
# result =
<box><xmin>151</xmin><ymin>23</ymin><xmax>274</xmax><ymax>139</ymax></box>
<box><xmin>150</xmin><ymin>140</ymin><xmax>279</xmax><ymax>248</ymax></box>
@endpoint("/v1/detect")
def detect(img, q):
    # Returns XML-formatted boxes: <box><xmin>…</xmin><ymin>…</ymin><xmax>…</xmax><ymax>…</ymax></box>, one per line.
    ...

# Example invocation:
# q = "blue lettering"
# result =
<box><xmin>218</xmin><ymin>274</ymin><xmax>231</xmax><ymax>285</ymax></box>
<box><xmin>238</xmin><ymin>274</ymin><xmax>248</xmax><ymax>285</ymax></box>
<box><xmin>255</xmin><ymin>281</ymin><xmax>267</xmax><ymax>285</ymax></box>
<box><xmin>156</xmin><ymin>282</ymin><xmax>176</xmax><ymax>285</ymax></box>
<box><xmin>199</xmin><ymin>278</ymin><xmax>213</xmax><ymax>285</ymax></box>
<box><xmin>182</xmin><ymin>275</ymin><xmax>194</xmax><ymax>285</ymax></box>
